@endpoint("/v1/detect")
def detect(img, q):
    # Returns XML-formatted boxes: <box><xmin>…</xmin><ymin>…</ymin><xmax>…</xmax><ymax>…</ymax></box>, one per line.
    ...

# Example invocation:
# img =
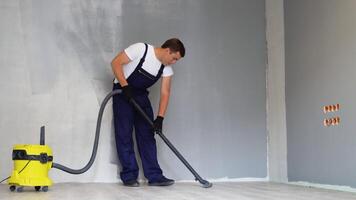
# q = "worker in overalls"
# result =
<box><xmin>111</xmin><ymin>38</ymin><xmax>185</xmax><ymax>187</ymax></box>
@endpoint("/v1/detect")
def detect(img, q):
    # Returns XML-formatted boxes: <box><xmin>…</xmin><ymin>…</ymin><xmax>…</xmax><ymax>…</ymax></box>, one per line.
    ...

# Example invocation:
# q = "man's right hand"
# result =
<box><xmin>122</xmin><ymin>85</ymin><xmax>133</xmax><ymax>101</ymax></box>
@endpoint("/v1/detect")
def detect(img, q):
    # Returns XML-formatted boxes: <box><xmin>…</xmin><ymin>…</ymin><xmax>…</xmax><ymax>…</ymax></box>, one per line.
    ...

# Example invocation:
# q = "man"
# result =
<box><xmin>111</xmin><ymin>38</ymin><xmax>185</xmax><ymax>187</ymax></box>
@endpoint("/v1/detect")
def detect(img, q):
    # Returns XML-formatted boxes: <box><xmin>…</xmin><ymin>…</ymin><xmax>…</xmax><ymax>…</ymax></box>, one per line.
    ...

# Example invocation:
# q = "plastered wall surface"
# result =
<box><xmin>0</xmin><ymin>0</ymin><xmax>267</xmax><ymax>182</ymax></box>
<box><xmin>285</xmin><ymin>0</ymin><xmax>356</xmax><ymax>188</ymax></box>
<box><xmin>266</xmin><ymin>0</ymin><xmax>287</xmax><ymax>182</ymax></box>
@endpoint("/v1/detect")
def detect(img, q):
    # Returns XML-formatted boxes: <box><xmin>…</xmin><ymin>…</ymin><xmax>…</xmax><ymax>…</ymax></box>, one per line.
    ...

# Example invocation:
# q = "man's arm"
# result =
<box><xmin>157</xmin><ymin>76</ymin><xmax>172</xmax><ymax>117</ymax></box>
<box><xmin>111</xmin><ymin>51</ymin><xmax>131</xmax><ymax>87</ymax></box>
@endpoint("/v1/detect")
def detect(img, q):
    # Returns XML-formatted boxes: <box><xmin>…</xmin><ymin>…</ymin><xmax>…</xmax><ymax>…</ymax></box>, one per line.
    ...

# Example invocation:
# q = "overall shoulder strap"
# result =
<box><xmin>156</xmin><ymin>64</ymin><xmax>165</xmax><ymax>78</ymax></box>
<box><xmin>138</xmin><ymin>43</ymin><xmax>148</xmax><ymax>66</ymax></box>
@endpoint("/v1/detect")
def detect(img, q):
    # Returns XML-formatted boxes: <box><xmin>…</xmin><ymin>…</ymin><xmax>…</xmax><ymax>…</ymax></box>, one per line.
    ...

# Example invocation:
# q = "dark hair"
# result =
<box><xmin>161</xmin><ymin>38</ymin><xmax>185</xmax><ymax>57</ymax></box>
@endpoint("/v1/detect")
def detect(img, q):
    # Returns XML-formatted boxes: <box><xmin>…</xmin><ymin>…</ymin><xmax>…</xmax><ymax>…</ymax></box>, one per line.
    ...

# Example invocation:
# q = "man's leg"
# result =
<box><xmin>133</xmin><ymin>95</ymin><xmax>174</xmax><ymax>186</ymax></box>
<box><xmin>113</xmin><ymin>90</ymin><xmax>139</xmax><ymax>183</ymax></box>
<box><xmin>133</xmin><ymin>95</ymin><xmax>164</xmax><ymax>181</ymax></box>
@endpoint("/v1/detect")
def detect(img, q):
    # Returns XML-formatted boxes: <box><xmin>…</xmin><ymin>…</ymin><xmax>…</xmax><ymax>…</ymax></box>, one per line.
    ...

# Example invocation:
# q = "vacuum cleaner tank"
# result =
<box><xmin>8</xmin><ymin>144</ymin><xmax>53</xmax><ymax>191</ymax></box>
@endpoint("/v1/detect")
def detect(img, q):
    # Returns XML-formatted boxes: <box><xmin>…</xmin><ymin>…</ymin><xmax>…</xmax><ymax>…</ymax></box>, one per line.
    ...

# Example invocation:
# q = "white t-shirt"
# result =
<box><xmin>114</xmin><ymin>43</ymin><xmax>173</xmax><ymax>83</ymax></box>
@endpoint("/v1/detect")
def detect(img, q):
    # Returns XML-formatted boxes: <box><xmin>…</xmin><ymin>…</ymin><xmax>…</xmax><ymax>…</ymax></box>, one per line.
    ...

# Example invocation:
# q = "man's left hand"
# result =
<box><xmin>153</xmin><ymin>116</ymin><xmax>164</xmax><ymax>133</ymax></box>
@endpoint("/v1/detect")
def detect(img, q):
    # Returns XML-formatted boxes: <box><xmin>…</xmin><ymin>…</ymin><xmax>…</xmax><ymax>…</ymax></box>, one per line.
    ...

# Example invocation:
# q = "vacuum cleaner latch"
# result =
<box><xmin>39</xmin><ymin>153</ymin><xmax>50</xmax><ymax>164</ymax></box>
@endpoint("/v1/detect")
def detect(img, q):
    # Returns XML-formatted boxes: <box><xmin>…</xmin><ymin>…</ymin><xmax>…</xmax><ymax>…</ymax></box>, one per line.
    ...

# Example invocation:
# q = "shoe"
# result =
<box><xmin>123</xmin><ymin>180</ymin><xmax>139</xmax><ymax>187</ymax></box>
<box><xmin>148</xmin><ymin>176</ymin><xmax>175</xmax><ymax>186</ymax></box>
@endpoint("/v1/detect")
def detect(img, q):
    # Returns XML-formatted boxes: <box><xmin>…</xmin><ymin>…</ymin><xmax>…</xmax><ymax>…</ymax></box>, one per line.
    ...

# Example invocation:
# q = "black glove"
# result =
<box><xmin>153</xmin><ymin>116</ymin><xmax>164</xmax><ymax>133</ymax></box>
<box><xmin>122</xmin><ymin>85</ymin><xmax>133</xmax><ymax>101</ymax></box>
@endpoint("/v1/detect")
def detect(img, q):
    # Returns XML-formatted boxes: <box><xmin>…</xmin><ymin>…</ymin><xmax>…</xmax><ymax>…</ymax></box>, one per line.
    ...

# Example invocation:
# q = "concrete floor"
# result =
<box><xmin>1</xmin><ymin>182</ymin><xmax>356</xmax><ymax>200</ymax></box>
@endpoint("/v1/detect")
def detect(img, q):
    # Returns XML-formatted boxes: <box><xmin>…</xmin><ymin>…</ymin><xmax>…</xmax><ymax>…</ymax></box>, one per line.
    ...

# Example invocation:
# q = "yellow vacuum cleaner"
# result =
<box><xmin>7</xmin><ymin>127</ymin><xmax>53</xmax><ymax>192</ymax></box>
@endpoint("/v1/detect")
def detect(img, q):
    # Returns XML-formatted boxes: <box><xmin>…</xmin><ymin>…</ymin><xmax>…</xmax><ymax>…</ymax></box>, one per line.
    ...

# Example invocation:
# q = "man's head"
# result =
<box><xmin>160</xmin><ymin>38</ymin><xmax>185</xmax><ymax>66</ymax></box>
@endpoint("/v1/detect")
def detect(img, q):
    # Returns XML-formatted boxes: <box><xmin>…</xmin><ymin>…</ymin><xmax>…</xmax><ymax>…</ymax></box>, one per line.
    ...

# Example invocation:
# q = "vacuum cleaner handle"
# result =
<box><xmin>40</xmin><ymin>126</ymin><xmax>45</xmax><ymax>145</ymax></box>
<box><xmin>129</xmin><ymin>99</ymin><xmax>212</xmax><ymax>188</ymax></box>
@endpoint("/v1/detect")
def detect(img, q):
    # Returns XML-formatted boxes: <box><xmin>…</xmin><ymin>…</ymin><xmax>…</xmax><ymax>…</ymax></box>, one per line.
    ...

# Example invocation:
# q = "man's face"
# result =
<box><xmin>163</xmin><ymin>49</ymin><xmax>182</xmax><ymax>66</ymax></box>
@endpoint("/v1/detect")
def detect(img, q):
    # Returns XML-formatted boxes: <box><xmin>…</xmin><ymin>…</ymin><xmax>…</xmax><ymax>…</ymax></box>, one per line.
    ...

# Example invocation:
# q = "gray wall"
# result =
<box><xmin>285</xmin><ymin>0</ymin><xmax>356</xmax><ymax>188</ymax></box>
<box><xmin>0</xmin><ymin>0</ymin><xmax>267</xmax><ymax>182</ymax></box>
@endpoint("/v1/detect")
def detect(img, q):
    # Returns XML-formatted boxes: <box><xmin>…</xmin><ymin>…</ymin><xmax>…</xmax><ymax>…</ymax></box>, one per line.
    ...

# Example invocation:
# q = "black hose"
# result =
<box><xmin>52</xmin><ymin>89</ymin><xmax>211</xmax><ymax>188</ymax></box>
<box><xmin>52</xmin><ymin>90</ymin><xmax>122</xmax><ymax>174</ymax></box>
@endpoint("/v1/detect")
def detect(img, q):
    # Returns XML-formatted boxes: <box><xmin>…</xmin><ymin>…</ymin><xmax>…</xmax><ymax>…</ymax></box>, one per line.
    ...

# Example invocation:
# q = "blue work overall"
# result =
<box><xmin>112</xmin><ymin>43</ymin><xmax>165</xmax><ymax>183</ymax></box>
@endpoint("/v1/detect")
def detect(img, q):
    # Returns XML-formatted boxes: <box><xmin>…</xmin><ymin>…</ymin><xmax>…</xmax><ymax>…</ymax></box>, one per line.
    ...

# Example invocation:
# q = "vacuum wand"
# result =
<box><xmin>130</xmin><ymin>99</ymin><xmax>212</xmax><ymax>188</ymax></box>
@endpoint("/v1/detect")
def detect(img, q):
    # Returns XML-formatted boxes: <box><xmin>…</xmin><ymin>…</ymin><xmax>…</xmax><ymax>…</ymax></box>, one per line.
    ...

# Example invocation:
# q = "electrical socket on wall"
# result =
<box><xmin>323</xmin><ymin>103</ymin><xmax>340</xmax><ymax>113</ymax></box>
<box><xmin>323</xmin><ymin>104</ymin><xmax>340</xmax><ymax>127</ymax></box>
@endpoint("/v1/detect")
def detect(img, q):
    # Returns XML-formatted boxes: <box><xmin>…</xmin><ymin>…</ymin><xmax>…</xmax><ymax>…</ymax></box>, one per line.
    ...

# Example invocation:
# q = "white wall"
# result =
<box><xmin>266</xmin><ymin>0</ymin><xmax>288</xmax><ymax>183</ymax></box>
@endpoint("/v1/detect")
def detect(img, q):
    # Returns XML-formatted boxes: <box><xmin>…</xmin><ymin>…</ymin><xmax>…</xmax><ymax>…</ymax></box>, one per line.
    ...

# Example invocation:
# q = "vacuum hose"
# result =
<box><xmin>52</xmin><ymin>90</ymin><xmax>122</xmax><ymax>174</ymax></box>
<box><xmin>52</xmin><ymin>89</ymin><xmax>212</xmax><ymax>188</ymax></box>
